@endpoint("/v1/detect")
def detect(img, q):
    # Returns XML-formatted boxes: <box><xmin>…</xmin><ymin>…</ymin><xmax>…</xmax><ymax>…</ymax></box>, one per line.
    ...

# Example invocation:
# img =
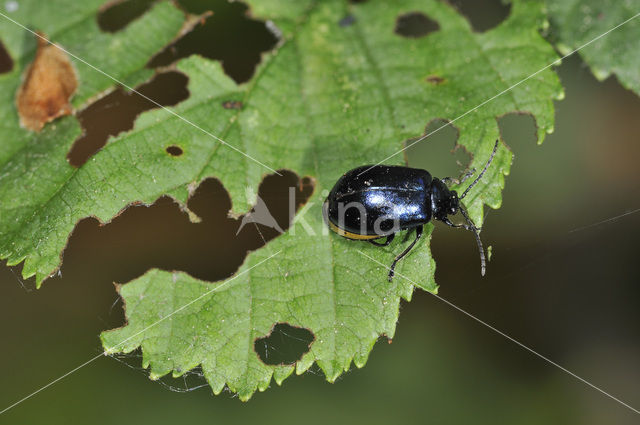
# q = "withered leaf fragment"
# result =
<box><xmin>16</xmin><ymin>33</ymin><xmax>78</xmax><ymax>131</ymax></box>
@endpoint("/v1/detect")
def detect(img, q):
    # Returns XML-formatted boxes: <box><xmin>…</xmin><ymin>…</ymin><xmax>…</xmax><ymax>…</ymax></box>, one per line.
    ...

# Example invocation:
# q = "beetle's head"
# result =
<box><xmin>430</xmin><ymin>178</ymin><xmax>459</xmax><ymax>220</ymax></box>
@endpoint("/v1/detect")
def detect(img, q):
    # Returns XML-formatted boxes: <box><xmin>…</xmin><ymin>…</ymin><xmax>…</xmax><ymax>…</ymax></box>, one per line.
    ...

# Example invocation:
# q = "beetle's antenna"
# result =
<box><xmin>460</xmin><ymin>139</ymin><xmax>499</xmax><ymax>200</ymax></box>
<box><xmin>459</xmin><ymin>205</ymin><xmax>486</xmax><ymax>276</ymax></box>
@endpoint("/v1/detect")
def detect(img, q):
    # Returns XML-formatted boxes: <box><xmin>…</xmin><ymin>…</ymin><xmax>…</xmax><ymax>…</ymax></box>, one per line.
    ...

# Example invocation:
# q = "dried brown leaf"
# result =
<box><xmin>16</xmin><ymin>33</ymin><xmax>78</xmax><ymax>131</ymax></box>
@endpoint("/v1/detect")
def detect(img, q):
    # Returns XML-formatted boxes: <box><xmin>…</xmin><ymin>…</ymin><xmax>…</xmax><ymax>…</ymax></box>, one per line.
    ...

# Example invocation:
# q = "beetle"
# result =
<box><xmin>323</xmin><ymin>139</ymin><xmax>499</xmax><ymax>281</ymax></box>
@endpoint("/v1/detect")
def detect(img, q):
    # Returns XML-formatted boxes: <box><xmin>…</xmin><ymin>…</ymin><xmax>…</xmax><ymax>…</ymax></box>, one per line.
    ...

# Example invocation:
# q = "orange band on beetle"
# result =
<box><xmin>328</xmin><ymin>220</ymin><xmax>381</xmax><ymax>240</ymax></box>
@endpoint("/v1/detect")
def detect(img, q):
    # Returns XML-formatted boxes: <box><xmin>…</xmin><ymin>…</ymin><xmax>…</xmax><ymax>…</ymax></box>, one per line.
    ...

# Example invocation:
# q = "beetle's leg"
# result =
<box><xmin>369</xmin><ymin>233</ymin><xmax>395</xmax><ymax>247</ymax></box>
<box><xmin>442</xmin><ymin>169</ymin><xmax>476</xmax><ymax>186</ymax></box>
<box><xmin>388</xmin><ymin>226</ymin><xmax>423</xmax><ymax>282</ymax></box>
<box><xmin>441</xmin><ymin>177</ymin><xmax>454</xmax><ymax>185</ymax></box>
<box><xmin>443</xmin><ymin>217</ymin><xmax>482</xmax><ymax>232</ymax></box>
<box><xmin>442</xmin><ymin>217</ymin><xmax>466</xmax><ymax>229</ymax></box>
<box><xmin>458</xmin><ymin>168</ymin><xmax>476</xmax><ymax>184</ymax></box>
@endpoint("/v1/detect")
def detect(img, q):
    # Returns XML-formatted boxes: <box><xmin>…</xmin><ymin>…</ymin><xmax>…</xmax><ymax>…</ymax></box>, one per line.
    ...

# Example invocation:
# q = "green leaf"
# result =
<box><xmin>546</xmin><ymin>0</ymin><xmax>640</xmax><ymax>95</ymax></box>
<box><xmin>1</xmin><ymin>0</ymin><xmax>562</xmax><ymax>399</ymax></box>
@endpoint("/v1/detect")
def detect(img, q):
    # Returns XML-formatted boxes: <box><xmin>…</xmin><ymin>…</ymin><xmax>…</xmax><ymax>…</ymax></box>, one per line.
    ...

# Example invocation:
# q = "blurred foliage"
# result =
<box><xmin>546</xmin><ymin>0</ymin><xmax>640</xmax><ymax>95</ymax></box>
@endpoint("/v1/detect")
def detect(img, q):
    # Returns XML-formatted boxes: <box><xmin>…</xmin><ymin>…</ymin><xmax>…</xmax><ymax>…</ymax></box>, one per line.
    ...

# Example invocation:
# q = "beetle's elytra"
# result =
<box><xmin>324</xmin><ymin>139</ymin><xmax>499</xmax><ymax>281</ymax></box>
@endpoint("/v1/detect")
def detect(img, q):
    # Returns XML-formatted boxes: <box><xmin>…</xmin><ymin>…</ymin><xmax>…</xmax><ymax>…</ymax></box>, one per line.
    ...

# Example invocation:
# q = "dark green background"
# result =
<box><xmin>1</xmin><ymin>1</ymin><xmax>638</xmax><ymax>424</ymax></box>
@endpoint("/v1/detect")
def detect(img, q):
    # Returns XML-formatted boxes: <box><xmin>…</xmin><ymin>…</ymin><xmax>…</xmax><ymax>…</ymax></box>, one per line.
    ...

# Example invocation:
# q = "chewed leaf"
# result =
<box><xmin>0</xmin><ymin>0</ymin><xmax>186</xmax><ymax>281</ymax></box>
<box><xmin>1</xmin><ymin>0</ymin><xmax>563</xmax><ymax>399</ymax></box>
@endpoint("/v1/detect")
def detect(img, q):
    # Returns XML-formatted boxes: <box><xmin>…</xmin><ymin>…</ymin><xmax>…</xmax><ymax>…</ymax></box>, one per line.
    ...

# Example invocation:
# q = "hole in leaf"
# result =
<box><xmin>254</xmin><ymin>323</ymin><xmax>315</xmax><ymax>366</ymax></box>
<box><xmin>394</xmin><ymin>12</ymin><xmax>440</xmax><ymax>38</ymax></box>
<box><xmin>497</xmin><ymin>112</ymin><xmax>538</xmax><ymax>146</ymax></box>
<box><xmin>0</xmin><ymin>41</ymin><xmax>13</xmax><ymax>74</ymax></box>
<box><xmin>97</xmin><ymin>0</ymin><xmax>156</xmax><ymax>33</ymax></box>
<box><xmin>349</xmin><ymin>0</ymin><xmax>368</xmax><ymax>3</ymax></box>
<box><xmin>405</xmin><ymin>119</ymin><xmax>470</xmax><ymax>179</ymax></box>
<box><xmin>339</xmin><ymin>14</ymin><xmax>356</xmax><ymax>27</ymax></box>
<box><xmin>148</xmin><ymin>0</ymin><xmax>279</xmax><ymax>83</ymax></box>
<box><xmin>68</xmin><ymin>71</ymin><xmax>189</xmax><ymax>167</ymax></box>
<box><xmin>221</xmin><ymin>100</ymin><xmax>243</xmax><ymax>110</ymax></box>
<box><xmin>425</xmin><ymin>75</ymin><xmax>445</xmax><ymax>85</ymax></box>
<box><xmin>166</xmin><ymin>145</ymin><xmax>184</xmax><ymax>156</ymax></box>
<box><xmin>448</xmin><ymin>0</ymin><xmax>511</xmax><ymax>33</ymax></box>
<box><xmin>54</xmin><ymin>171</ymin><xmax>315</xmax><ymax>285</ymax></box>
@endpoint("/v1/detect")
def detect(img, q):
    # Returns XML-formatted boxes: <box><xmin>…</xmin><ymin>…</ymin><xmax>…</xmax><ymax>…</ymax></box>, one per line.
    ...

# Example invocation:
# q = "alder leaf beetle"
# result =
<box><xmin>323</xmin><ymin>139</ymin><xmax>499</xmax><ymax>281</ymax></box>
